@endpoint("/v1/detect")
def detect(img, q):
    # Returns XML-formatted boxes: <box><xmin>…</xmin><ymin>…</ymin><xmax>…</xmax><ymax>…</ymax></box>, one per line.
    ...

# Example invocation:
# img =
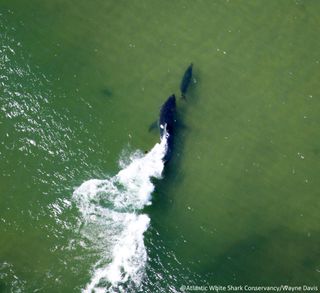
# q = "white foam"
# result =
<box><xmin>73</xmin><ymin>134</ymin><xmax>168</xmax><ymax>292</ymax></box>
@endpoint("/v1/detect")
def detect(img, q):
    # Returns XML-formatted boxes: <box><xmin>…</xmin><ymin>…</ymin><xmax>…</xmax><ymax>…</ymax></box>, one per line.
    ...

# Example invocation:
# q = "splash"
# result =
<box><xmin>73</xmin><ymin>134</ymin><xmax>168</xmax><ymax>292</ymax></box>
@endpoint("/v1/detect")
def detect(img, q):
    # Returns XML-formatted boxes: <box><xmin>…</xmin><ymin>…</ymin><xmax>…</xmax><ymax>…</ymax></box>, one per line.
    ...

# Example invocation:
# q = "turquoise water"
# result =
<box><xmin>1</xmin><ymin>1</ymin><xmax>320</xmax><ymax>292</ymax></box>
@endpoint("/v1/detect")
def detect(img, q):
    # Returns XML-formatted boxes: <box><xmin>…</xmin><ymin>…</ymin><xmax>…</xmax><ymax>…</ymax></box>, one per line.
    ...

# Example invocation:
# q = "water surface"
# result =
<box><xmin>1</xmin><ymin>0</ymin><xmax>320</xmax><ymax>292</ymax></box>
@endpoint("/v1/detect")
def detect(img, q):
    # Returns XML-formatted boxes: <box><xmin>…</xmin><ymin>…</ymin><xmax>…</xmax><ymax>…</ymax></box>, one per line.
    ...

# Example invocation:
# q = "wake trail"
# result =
<box><xmin>73</xmin><ymin>132</ymin><xmax>169</xmax><ymax>292</ymax></box>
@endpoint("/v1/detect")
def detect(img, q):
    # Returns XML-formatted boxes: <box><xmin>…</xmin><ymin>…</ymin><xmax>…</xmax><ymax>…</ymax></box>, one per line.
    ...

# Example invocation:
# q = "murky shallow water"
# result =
<box><xmin>1</xmin><ymin>1</ymin><xmax>320</xmax><ymax>292</ymax></box>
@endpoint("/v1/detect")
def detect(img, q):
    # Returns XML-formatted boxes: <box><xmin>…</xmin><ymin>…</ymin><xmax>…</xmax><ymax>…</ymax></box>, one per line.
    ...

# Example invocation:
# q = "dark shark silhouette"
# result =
<box><xmin>180</xmin><ymin>63</ymin><xmax>193</xmax><ymax>99</ymax></box>
<box><xmin>159</xmin><ymin>94</ymin><xmax>176</xmax><ymax>163</ymax></box>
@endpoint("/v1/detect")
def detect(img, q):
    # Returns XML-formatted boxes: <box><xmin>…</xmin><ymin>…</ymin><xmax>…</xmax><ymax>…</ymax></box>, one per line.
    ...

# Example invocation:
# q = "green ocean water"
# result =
<box><xmin>1</xmin><ymin>0</ymin><xmax>320</xmax><ymax>292</ymax></box>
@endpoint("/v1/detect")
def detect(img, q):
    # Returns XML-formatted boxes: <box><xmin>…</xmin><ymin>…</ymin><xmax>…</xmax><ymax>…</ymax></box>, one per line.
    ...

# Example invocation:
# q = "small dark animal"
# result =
<box><xmin>101</xmin><ymin>88</ymin><xmax>112</xmax><ymax>97</ymax></box>
<box><xmin>159</xmin><ymin>94</ymin><xmax>176</xmax><ymax>163</ymax></box>
<box><xmin>180</xmin><ymin>63</ymin><xmax>193</xmax><ymax>99</ymax></box>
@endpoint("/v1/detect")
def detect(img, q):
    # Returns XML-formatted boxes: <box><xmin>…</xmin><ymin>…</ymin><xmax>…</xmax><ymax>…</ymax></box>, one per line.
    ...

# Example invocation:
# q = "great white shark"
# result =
<box><xmin>180</xmin><ymin>63</ymin><xmax>193</xmax><ymax>99</ymax></box>
<box><xmin>159</xmin><ymin>94</ymin><xmax>176</xmax><ymax>163</ymax></box>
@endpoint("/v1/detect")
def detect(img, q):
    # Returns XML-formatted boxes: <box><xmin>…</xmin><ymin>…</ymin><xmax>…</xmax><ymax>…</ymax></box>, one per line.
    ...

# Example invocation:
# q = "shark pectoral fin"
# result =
<box><xmin>181</xmin><ymin>123</ymin><xmax>188</xmax><ymax>130</ymax></box>
<box><xmin>178</xmin><ymin>122</ymin><xmax>188</xmax><ymax>130</ymax></box>
<box><xmin>148</xmin><ymin>121</ymin><xmax>158</xmax><ymax>132</ymax></box>
<box><xmin>174</xmin><ymin>119</ymin><xmax>187</xmax><ymax>130</ymax></box>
